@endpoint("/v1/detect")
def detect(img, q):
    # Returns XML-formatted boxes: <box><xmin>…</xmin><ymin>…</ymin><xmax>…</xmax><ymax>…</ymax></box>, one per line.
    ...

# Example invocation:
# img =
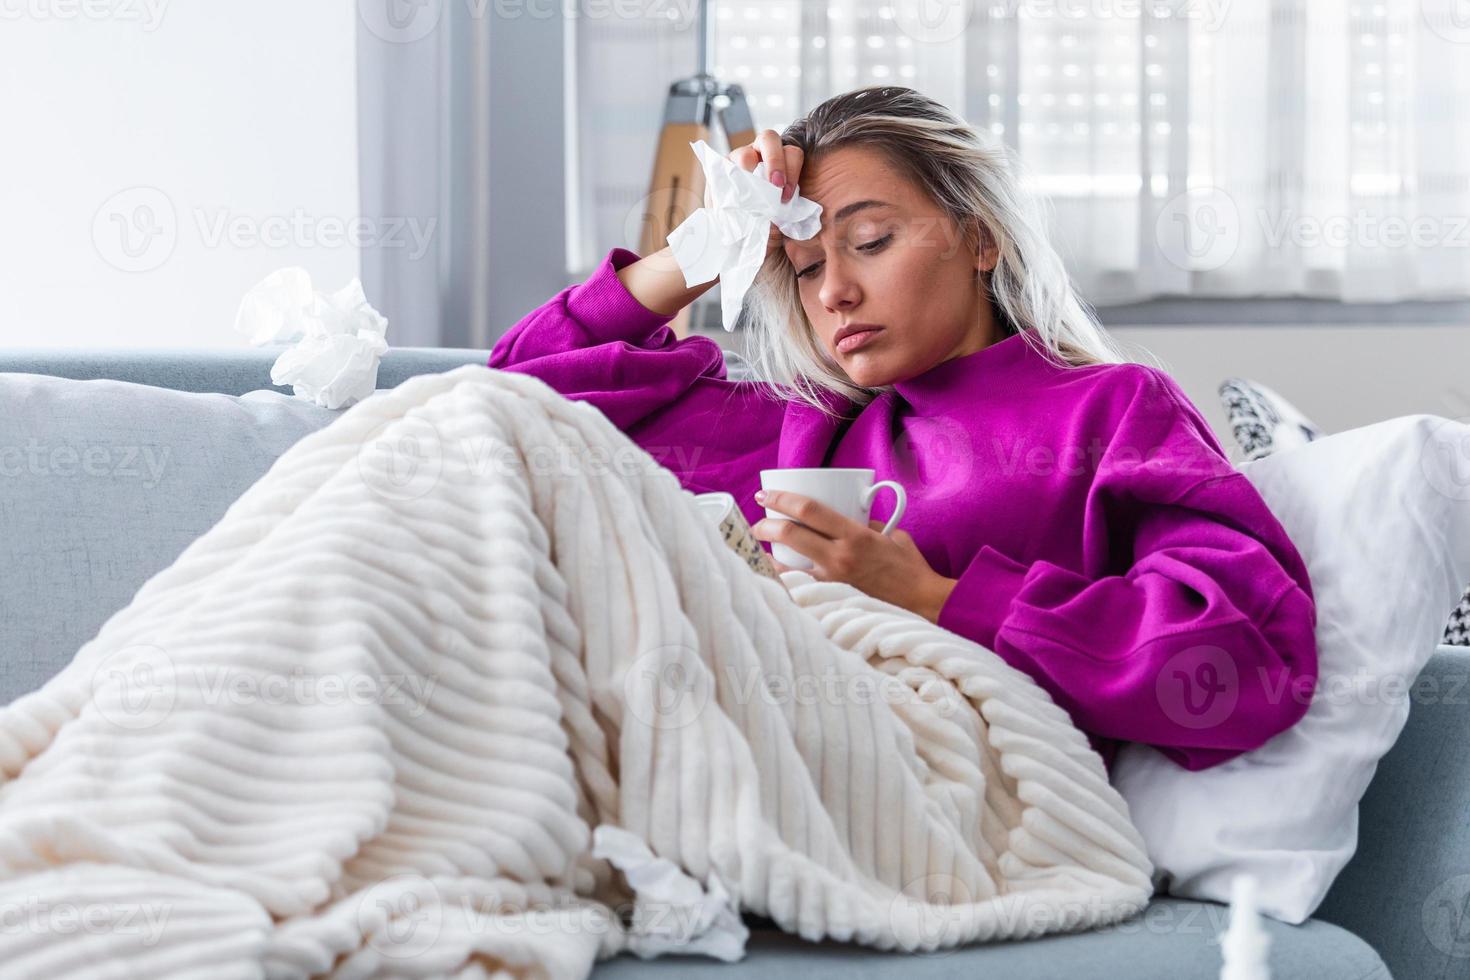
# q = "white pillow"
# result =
<box><xmin>1110</xmin><ymin>413</ymin><xmax>1470</xmax><ymax>924</ymax></box>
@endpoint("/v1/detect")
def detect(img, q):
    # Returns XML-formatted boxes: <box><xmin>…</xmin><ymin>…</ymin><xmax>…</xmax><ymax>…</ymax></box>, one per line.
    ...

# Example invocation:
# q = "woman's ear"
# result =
<box><xmin>974</xmin><ymin>219</ymin><xmax>1000</xmax><ymax>274</ymax></box>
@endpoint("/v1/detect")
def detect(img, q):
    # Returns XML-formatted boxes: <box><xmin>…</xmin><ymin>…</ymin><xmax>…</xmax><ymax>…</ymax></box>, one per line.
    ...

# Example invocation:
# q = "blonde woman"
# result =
<box><xmin>489</xmin><ymin>85</ymin><xmax>1318</xmax><ymax>775</ymax></box>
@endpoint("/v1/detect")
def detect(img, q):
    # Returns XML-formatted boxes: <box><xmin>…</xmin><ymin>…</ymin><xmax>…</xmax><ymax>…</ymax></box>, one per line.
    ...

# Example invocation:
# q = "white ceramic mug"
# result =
<box><xmin>757</xmin><ymin>467</ymin><xmax>907</xmax><ymax>571</ymax></box>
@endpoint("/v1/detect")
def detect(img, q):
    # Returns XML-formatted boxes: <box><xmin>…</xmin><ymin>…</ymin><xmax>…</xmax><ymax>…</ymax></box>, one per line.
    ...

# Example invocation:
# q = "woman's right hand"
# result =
<box><xmin>707</xmin><ymin>129</ymin><xmax>805</xmax><ymax>261</ymax></box>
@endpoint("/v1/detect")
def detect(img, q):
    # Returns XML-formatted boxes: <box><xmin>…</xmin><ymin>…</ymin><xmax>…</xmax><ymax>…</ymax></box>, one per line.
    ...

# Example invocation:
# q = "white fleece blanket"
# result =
<box><xmin>0</xmin><ymin>365</ymin><xmax>1152</xmax><ymax>978</ymax></box>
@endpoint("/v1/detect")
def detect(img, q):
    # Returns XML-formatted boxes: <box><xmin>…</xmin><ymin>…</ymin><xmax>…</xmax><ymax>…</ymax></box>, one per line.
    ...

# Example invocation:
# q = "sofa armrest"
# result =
<box><xmin>1316</xmin><ymin>643</ymin><xmax>1470</xmax><ymax>980</ymax></box>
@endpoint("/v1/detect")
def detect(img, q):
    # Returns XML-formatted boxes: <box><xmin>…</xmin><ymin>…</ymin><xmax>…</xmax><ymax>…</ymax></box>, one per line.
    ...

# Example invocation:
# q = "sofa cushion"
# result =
<box><xmin>591</xmin><ymin>898</ymin><xmax>1388</xmax><ymax>978</ymax></box>
<box><xmin>0</xmin><ymin>374</ymin><xmax>341</xmax><ymax>702</ymax></box>
<box><xmin>1316</xmin><ymin>643</ymin><xmax>1470</xmax><ymax>980</ymax></box>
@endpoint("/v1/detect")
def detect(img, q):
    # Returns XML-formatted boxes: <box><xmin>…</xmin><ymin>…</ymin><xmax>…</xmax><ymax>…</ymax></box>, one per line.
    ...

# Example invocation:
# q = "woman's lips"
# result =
<box><xmin>836</xmin><ymin>328</ymin><xmax>882</xmax><ymax>354</ymax></box>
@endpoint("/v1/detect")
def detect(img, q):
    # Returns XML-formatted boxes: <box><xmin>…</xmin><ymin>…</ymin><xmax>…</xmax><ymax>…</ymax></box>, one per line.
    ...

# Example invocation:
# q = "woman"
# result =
<box><xmin>488</xmin><ymin>86</ymin><xmax>1319</xmax><ymax>775</ymax></box>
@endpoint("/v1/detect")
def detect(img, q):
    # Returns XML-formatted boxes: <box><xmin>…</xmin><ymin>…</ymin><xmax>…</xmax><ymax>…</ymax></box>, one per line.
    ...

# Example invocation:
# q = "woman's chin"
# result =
<box><xmin>840</xmin><ymin>354</ymin><xmax>896</xmax><ymax>388</ymax></box>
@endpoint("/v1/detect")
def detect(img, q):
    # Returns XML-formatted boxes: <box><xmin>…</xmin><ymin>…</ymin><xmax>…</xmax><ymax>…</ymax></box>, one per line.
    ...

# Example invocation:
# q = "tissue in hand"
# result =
<box><xmin>666</xmin><ymin>139</ymin><xmax>823</xmax><ymax>332</ymax></box>
<box><xmin>233</xmin><ymin>268</ymin><xmax>390</xmax><ymax>410</ymax></box>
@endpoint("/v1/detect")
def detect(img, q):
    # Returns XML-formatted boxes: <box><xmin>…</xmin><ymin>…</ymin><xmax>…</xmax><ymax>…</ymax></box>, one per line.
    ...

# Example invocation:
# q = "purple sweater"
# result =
<box><xmin>488</xmin><ymin>246</ymin><xmax>1320</xmax><ymax>774</ymax></box>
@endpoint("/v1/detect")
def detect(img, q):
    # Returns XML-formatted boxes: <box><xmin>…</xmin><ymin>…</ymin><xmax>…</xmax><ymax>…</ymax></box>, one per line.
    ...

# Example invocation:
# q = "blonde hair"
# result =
<box><xmin>741</xmin><ymin>85</ymin><xmax>1161</xmax><ymax>416</ymax></box>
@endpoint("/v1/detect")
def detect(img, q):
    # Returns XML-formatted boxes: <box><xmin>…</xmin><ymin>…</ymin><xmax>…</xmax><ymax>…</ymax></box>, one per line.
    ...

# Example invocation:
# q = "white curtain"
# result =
<box><xmin>572</xmin><ymin>0</ymin><xmax>1470</xmax><ymax>303</ymax></box>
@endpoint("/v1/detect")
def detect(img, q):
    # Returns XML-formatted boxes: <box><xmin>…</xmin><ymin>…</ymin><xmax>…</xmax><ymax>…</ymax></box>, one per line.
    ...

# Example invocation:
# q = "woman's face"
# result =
<box><xmin>781</xmin><ymin>146</ymin><xmax>1001</xmax><ymax>389</ymax></box>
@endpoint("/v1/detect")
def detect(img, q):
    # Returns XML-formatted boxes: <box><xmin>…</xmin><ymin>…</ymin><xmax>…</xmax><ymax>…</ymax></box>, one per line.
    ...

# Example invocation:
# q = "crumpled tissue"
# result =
<box><xmin>590</xmin><ymin>823</ymin><xmax>749</xmax><ymax>961</ymax></box>
<box><xmin>666</xmin><ymin>138</ymin><xmax>824</xmax><ymax>332</ymax></box>
<box><xmin>233</xmin><ymin>267</ymin><xmax>390</xmax><ymax>409</ymax></box>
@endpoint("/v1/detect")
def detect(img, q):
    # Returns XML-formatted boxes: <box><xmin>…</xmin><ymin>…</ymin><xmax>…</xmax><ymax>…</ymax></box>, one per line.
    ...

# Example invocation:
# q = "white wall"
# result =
<box><xmin>1110</xmin><ymin>324</ymin><xmax>1470</xmax><ymax>454</ymax></box>
<box><xmin>0</xmin><ymin>1</ymin><xmax>359</xmax><ymax>349</ymax></box>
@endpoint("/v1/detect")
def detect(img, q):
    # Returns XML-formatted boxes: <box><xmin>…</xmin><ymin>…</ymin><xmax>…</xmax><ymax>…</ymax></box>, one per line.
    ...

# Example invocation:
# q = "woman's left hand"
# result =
<box><xmin>752</xmin><ymin>490</ymin><xmax>958</xmax><ymax>623</ymax></box>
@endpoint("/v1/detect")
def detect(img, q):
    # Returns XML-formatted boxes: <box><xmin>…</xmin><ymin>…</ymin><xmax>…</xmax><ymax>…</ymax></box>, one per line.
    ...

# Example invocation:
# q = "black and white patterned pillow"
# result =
<box><xmin>1218</xmin><ymin>377</ymin><xmax>1470</xmax><ymax>648</ymax></box>
<box><xmin>1218</xmin><ymin>377</ymin><xmax>1325</xmax><ymax>462</ymax></box>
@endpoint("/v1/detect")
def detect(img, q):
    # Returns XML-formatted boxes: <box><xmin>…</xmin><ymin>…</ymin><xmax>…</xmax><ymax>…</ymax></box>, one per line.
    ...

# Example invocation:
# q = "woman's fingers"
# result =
<box><xmin>755</xmin><ymin>490</ymin><xmax>852</xmax><ymax>538</ymax></box>
<box><xmin>781</xmin><ymin>144</ymin><xmax>804</xmax><ymax>202</ymax></box>
<box><xmin>724</xmin><ymin>131</ymin><xmax>802</xmax><ymax>257</ymax></box>
<box><xmin>755</xmin><ymin>129</ymin><xmax>787</xmax><ymax>195</ymax></box>
<box><xmin>755</xmin><ymin>517</ymin><xmax>831</xmax><ymax>567</ymax></box>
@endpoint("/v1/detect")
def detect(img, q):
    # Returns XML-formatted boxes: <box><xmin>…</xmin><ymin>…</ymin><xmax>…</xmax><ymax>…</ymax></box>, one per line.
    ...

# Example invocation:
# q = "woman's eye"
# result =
<box><xmin>793</xmin><ymin>234</ymin><xmax>893</xmax><ymax>281</ymax></box>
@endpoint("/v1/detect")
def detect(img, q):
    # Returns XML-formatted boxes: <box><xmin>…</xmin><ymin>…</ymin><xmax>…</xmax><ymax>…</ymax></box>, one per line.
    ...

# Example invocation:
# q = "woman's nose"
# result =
<box><xmin>818</xmin><ymin>260</ymin><xmax>861</xmax><ymax>311</ymax></box>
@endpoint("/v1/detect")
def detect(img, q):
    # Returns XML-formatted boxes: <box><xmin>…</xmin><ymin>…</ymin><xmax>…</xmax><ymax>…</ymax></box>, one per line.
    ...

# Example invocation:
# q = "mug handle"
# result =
<box><xmin>863</xmin><ymin>480</ymin><xmax>907</xmax><ymax>535</ymax></box>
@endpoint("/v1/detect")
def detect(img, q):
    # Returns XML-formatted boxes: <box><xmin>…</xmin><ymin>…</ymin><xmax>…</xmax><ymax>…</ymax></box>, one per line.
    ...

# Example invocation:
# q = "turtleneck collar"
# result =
<box><xmin>890</xmin><ymin>331</ymin><xmax>1038</xmax><ymax>413</ymax></box>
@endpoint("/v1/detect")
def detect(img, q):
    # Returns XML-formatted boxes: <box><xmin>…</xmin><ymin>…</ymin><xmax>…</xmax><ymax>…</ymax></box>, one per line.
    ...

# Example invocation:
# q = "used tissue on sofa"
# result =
<box><xmin>233</xmin><ymin>267</ymin><xmax>389</xmax><ymax>410</ymax></box>
<box><xmin>590</xmin><ymin>823</ymin><xmax>748</xmax><ymax>961</ymax></box>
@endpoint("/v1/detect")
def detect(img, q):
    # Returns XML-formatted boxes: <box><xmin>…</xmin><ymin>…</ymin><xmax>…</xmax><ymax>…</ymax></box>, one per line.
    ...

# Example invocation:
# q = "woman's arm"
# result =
<box><xmin>488</xmin><ymin>246</ymin><xmax>729</xmax><ymax>432</ymax></box>
<box><xmin>488</xmin><ymin>245</ymin><xmax>785</xmax><ymax>496</ymax></box>
<box><xmin>936</xmin><ymin>370</ymin><xmax>1319</xmax><ymax>771</ymax></box>
<box><xmin>613</xmin><ymin>245</ymin><xmax>719</xmax><ymax>317</ymax></box>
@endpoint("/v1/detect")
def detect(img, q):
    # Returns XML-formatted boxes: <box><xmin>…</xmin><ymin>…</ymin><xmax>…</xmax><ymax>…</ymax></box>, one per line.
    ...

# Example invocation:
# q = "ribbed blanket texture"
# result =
<box><xmin>0</xmin><ymin>365</ymin><xmax>1152</xmax><ymax>977</ymax></box>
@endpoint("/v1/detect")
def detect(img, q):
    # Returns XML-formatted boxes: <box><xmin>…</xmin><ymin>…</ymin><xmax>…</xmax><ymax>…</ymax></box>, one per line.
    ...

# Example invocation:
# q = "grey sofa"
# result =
<box><xmin>3</xmin><ymin>346</ymin><xmax>1463</xmax><ymax>979</ymax></box>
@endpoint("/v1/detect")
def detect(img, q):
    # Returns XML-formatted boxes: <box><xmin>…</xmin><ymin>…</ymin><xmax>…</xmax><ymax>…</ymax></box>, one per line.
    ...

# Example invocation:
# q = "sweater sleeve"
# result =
<box><xmin>936</xmin><ymin>368</ymin><xmax>1319</xmax><ymax>772</ymax></box>
<box><xmin>488</xmin><ymin>246</ymin><xmax>786</xmax><ymax>505</ymax></box>
<box><xmin>488</xmin><ymin>246</ymin><xmax>731</xmax><ymax>432</ymax></box>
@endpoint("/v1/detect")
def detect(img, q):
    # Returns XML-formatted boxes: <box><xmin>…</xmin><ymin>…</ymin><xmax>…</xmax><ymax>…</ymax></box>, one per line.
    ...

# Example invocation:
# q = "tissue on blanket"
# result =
<box><xmin>666</xmin><ymin>138</ymin><xmax>824</xmax><ymax>331</ymax></box>
<box><xmin>0</xmin><ymin>364</ymin><xmax>1152</xmax><ymax>978</ymax></box>
<box><xmin>234</xmin><ymin>268</ymin><xmax>389</xmax><ymax>409</ymax></box>
<box><xmin>590</xmin><ymin>824</ymin><xmax>748</xmax><ymax>961</ymax></box>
